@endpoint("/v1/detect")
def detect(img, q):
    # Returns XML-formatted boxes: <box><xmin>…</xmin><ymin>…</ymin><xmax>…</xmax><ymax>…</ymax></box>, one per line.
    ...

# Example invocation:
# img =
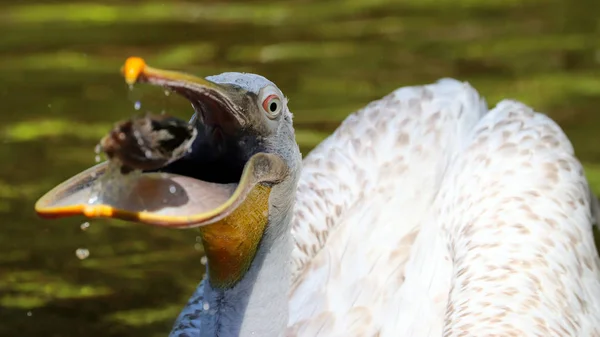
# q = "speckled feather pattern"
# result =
<box><xmin>288</xmin><ymin>79</ymin><xmax>486</xmax><ymax>336</ymax></box>
<box><xmin>438</xmin><ymin>102</ymin><xmax>600</xmax><ymax>337</ymax></box>
<box><xmin>171</xmin><ymin>78</ymin><xmax>600</xmax><ymax>336</ymax></box>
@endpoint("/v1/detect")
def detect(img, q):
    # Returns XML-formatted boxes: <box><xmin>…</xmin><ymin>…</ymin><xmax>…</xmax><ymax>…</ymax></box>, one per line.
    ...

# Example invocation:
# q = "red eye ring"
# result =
<box><xmin>262</xmin><ymin>94</ymin><xmax>281</xmax><ymax>117</ymax></box>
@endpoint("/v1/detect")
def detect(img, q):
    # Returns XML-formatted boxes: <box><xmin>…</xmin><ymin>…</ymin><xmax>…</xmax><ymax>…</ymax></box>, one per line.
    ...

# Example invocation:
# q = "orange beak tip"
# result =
<box><xmin>122</xmin><ymin>56</ymin><xmax>147</xmax><ymax>85</ymax></box>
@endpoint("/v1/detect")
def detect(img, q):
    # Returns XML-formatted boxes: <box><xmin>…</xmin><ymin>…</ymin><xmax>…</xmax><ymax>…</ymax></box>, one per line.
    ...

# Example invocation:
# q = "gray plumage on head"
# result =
<box><xmin>206</xmin><ymin>72</ymin><xmax>277</xmax><ymax>95</ymax></box>
<box><xmin>206</xmin><ymin>72</ymin><xmax>301</xmax><ymax>179</ymax></box>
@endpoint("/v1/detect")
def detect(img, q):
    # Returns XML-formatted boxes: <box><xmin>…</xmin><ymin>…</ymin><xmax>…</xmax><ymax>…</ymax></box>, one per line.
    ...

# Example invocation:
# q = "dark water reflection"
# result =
<box><xmin>1</xmin><ymin>0</ymin><xmax>599</xmax><ymax>336</ymax></box>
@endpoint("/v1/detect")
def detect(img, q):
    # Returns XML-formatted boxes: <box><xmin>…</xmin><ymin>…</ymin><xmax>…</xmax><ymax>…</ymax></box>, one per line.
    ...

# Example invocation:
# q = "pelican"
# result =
<box><xmin>35</xmin><ymin>57</ymin><xmax>600</xmax><ymax>337</ymax></box>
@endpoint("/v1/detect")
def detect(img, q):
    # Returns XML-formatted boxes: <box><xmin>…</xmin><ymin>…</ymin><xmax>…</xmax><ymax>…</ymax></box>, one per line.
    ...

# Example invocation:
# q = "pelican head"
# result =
<box><xmin>35</xmin><ymin>58</ymin><xmax>302</xmax><ymax>291</ymax></box>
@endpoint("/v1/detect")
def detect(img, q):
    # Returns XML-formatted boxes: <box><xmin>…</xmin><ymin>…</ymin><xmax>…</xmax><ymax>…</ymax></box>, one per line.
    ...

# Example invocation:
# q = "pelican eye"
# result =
<box><xmin>260</xmin><ymin>91</ymin><xmax>282</xmax><ymax>119</ymax></box>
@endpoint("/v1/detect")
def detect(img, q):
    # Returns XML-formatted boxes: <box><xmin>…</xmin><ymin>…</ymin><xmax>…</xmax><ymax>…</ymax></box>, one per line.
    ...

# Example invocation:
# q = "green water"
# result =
<box><xmin>1</xmin><ymin>0</ymin><xmax>599</xmax><ymax>336</ymax></box>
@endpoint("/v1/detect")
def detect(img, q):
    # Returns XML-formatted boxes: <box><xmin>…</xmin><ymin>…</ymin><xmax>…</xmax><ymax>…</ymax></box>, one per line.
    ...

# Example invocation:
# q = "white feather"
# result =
<box><xmin>289</xmin><ymin>80</ymin><xmax>600</xmax><ymax>336</ymax></box>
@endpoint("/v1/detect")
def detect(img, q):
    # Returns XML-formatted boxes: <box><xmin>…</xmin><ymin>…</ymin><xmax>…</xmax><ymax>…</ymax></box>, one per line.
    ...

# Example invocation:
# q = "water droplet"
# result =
<box><xmin>200</xmin><ymin>256</ymin><xmax>207</xmax><ymax>265</ymax></box>
<box><xmin>164</xmin><ymin>90</ymin><xmax>171</xmax><ymax>96</ymax></box>
<box><xmin>75</xmin><ymin>248</ymin><xmax>90</xmax><ymax>260</ymax></box>
<box><xmin>128</xmin><ymin>83</ymin><xmax>134</xmax><ymax>90</ymax></box>
<box><xmin>144</xmin><ymin>150</ymin><xmax>152</xmax><ymax>158</ymax></box>
<box><xmin>88</xmin><ymin>195</ymin><xmax>98</xmax><ymax>204</ymax></box>
<box><xmin>203</xmin><ymin>302</ymin><xmax>210</xmax><ymax>311</ymax></box>
<box><xmin>169</xmin><ymin>185</ymin><xmax>176</xmax><ymax>194</ymax></box>
<box><xmin>94</xmin><ymin>144</ymin><xmax>101</xmax><ymax>154</ymax></box>
<box><xmin>195</xmin><ymin>236</ymin><xmax>202</xmax><ymax>243</ymax></box>
<box><xmin>80</xmin><ymin>222</ymin><xmax>90</xmax><ymax>231</ymax></box>
<box><xmin>95</xmin><ymin>155</ymin><xmax>101</xmax><ymax>163</ymax></box>
<box><xmin>133</xmin><ymin>130</ymin><xmax>144</xmax><ymax>145</ymax></box>
<box><xmin>194</xmin><ymin>243</ymin><xmax>203</xmax><ymax>251</ymax></box>
<box><xmin>134</xmin><ymin>101</ymin><xmax>141</xmax><ymax>110</ymax></box>
<box><xmin>26</xmin><ymin>311</ymin><xmax>32</xmax><ymax>317</ymax></box>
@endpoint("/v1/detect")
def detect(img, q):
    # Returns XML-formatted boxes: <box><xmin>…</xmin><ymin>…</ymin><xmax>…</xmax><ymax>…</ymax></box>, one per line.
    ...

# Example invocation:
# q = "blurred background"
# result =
<box><xmin>1</xmin><ymin>0</ymin><xmax>599</xmax><ymax>336</ymax></box>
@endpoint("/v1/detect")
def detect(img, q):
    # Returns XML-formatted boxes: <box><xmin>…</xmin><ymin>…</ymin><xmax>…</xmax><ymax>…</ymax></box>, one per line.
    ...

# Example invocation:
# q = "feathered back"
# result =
<box><xmin>288</xmin><ymin>79</ymin><xmax>600</xmax><ymax>336</ymax></box>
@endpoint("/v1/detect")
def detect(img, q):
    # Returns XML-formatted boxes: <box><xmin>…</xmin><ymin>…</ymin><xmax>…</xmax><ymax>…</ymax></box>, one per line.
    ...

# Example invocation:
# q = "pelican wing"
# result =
<box><xmin>289</xmin><ymin>80</ymin><xmax>600</xmax><ymax>336</ymax></box>
<box><xmin>436</xmin><ymin>101</ymin><xmax>600</xmax><ymax>336</ymax></box>
<box><xmin>386</xmin><ymin>100</ymin><xmax>600</xmax><ymax>336</ymax></box>
<box><xmin>289</xmin><ymin>79</ymin><xmax>487</xmax><ymax>335</ymax></box>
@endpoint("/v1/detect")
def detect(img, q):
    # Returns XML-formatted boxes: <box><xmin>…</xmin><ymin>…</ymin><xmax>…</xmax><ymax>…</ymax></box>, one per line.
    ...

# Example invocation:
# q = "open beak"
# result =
<box><xmin>122</xmin><ymin>57</ymin><xmax>247</xmax><ymax>134</ymax></box>
<box><xmin>34</xmin><ymin>57</ymin><xmax>286</xmax><ymax>228</ymax></box>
